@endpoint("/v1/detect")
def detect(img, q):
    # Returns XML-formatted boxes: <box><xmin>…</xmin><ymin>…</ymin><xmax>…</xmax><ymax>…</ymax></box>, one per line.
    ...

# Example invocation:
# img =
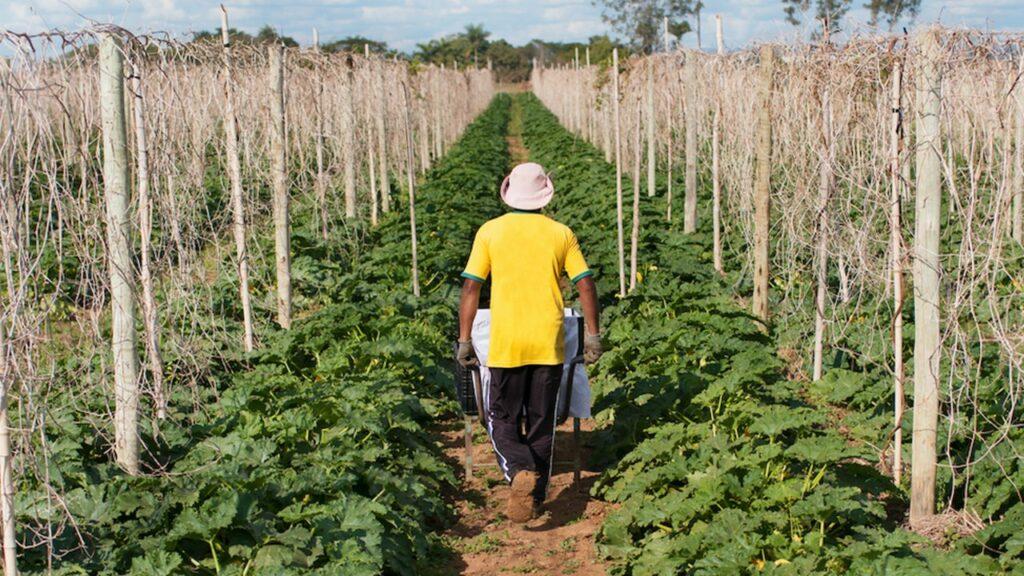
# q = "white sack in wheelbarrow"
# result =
<box><xmin>470</xmin><ymin>308</ymin><xmax>592</xmax><ymax>419</ymax></box>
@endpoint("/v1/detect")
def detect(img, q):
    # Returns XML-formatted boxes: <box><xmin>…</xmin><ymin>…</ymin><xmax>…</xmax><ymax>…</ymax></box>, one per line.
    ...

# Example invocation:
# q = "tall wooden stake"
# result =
<box><xmin>376</xmin><ymin>57</ymin><xmax>391</xmax><ymax>213</ymax></box>
<box><xmin>1013</xmin><ymin>54</ymin><xmax>1023</xmax><ymax>242</ymax></box>
<box><xmin>712</xmin><ymin>98</ymin><xmax>722</xmax><ymax>273</ymax></box>
<box><xmin>585</xmin><ymin>47</ymin><xmax>593</xmax><ymax>142</ymax></box>
<box><xmin>0</xmin><ymin>326</ymin><xmax>15</xmax><ymax>576</ymax></box>
<box><xmin>0</xmin><ymin>59</ymin><xmax>19</xmax><ymax>569</ymax></box>
<box><xmin>712</xmin><ymin>23</ymin><xmax>724</xmax><ymax>272</ymax></box>
<box><xmin>646</xmin><ymin>61</ymin><xmax>656</xmax><ymax>197</ymax></box>
<box><xmin>613</xmin><ymin>48</ymin><xmax>626</xmax><ymax>297</ymax></box>
<box><xmin>813</xmin><ymin>52</ymin><xmax>833</xmax><ymax>383</ymax></box>
<box><xmin>716</xmin><ymin>14</ymin><xmax>725</xmax><ymax>54</ymax></box>
<box><xmin>684</xmin><ymin>51</ymin><xmax>698</xmax><ymax>233</ymax></box>
<box><xmin>574</xmin><ymin>47</ymin><xmax>581</xmax><ymax>134</ymax></box>
<box><xmin>269</xmin><ymin>44</ymin><xmax>291</xmax><ymax>329</ymax></box>
<box><xmin>752</xmin><ymin>45</ymin><xmax>775</xmax><ymax>326</ymax></box>
<box><xmin>630</xmin><ymin>108</ymin><xmax>641</xmax><ymax>291</ymax></box>
<box><xmin>100</xmin><ymin>34</ymin><xmax>140</xmax><ymax>475</ymax></box>
<box><xmin>890</xmin><ymin>56</ymin><xmax>906</xmax><ymax>485</ymax></box>
<box><xmin>365</xmin><ymin>45</ymin><xmax>379</xmax><ymax>226</ymax></box>
<box><xmin>402</xmin><ymin>80</ymin><xmax>421</xmax><ymax>297</ymax></box>
<box><xmin>129</xmin><ymin>58</ymin><xmax>165</xmax><ymax>419</ymax></box>
<box><xmin>313</xmin><ymin>28</ymin><xmax>328</xmax><ymax>239</ymax></box>
<box><xmin>910</xmin><ymin>29</ymin><xmax>943</xmax><ymax>526</ymax></box>
<box><xmin>342</xmin><ymin>55</ymin><xmax>357</xmax><ymax>219</ymax></box>
<box><xmin>221</xmin><ymin>6</ymin><xmax>255</xmax><ymax>352</ymax></box>
<box><xmin>666</xmin><ymin>93</ymin><xmax>674</xmax><ymax>222</ymax></box>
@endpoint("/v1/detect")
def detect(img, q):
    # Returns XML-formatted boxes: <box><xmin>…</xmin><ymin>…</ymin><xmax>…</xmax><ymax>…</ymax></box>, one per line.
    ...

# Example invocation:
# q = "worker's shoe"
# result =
<box><xmin>508</xmin><ymin>470</ymin><xmax>539</xmax><ymax>523</ymax></box>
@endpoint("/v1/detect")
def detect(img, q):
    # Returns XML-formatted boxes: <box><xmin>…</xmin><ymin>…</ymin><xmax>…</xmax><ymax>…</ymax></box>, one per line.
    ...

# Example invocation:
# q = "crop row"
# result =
<box><xmin>516</xmin><ymin>92</ymin><xmax>1020</xmax><ymax>575</ymax></box>
<box><xmin>24</xmin><ymin>95</ymin><xmax>511</xmax><ymax>575</ymax></box>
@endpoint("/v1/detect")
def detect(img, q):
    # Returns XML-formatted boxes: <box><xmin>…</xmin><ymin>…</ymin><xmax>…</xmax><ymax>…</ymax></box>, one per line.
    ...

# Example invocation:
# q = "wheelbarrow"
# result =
<box><xmin>453</xmin><ymin>314</ymin><xmax>587</xmax><ymax>483</ymax></box>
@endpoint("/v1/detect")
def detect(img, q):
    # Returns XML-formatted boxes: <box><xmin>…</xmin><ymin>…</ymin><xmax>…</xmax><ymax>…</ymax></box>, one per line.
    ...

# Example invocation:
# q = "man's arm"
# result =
<box><xmin>459</xmin><ymin>278</ymin><xmax>482</xmax><ymax>341</ymax></box>
<box><xmin>576</xmin><ymin>276</ymin><xmax>600</xmax><ymax>336</ymax></box>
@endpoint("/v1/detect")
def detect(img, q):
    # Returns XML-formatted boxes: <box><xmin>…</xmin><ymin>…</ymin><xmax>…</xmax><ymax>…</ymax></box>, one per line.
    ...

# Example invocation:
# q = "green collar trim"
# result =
<box><xmin>511</xmin><ymin>209</ymin><xmax>542</xmax><ymax>214</ymax></box>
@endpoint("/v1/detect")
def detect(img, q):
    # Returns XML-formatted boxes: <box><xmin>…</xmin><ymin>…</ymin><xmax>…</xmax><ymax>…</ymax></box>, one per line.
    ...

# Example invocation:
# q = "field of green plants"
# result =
<box><xmin>516</xmin><ymin>92</ymin><xmax>1024</xmax><ymax>575</ymax></box>
<box><xmin>8</xmin><ymin>72</ymin><xmax>1023</xmax><ymax>575</ymax></box>
<box><xmin>20</xmin><ymin>96</ymin><xmax>510</xmax><ymax>575</ymax></box>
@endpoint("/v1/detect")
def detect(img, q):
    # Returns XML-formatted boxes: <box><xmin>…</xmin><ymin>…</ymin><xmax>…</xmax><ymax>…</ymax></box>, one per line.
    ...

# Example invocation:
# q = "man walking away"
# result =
<box><xmin>456</xmin><ymin>162</ymin><xmax>603</xmax><ymax>523</ymax></box>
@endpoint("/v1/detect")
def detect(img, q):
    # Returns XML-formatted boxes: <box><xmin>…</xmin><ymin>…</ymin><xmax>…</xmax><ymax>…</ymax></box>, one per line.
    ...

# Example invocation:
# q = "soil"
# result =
<box><xmin>435</xmin><ymin>418</ymin><xmax>610</xmax><ymax>576</ymax></box>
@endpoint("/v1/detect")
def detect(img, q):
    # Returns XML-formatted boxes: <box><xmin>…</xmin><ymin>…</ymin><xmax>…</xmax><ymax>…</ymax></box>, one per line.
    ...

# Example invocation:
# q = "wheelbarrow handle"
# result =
<box><xmin>470</xmin><ymin>367</ymin><xmax>488</xmax><ymax>427</ymax></box>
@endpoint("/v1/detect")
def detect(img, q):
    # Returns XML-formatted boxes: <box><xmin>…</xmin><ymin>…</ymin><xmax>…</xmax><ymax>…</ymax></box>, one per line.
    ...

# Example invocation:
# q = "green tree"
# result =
<box><xmin>592</xmin><ymin>0</ymin><xmax>695</xmax><ymax>54</ymax></box>
<box><xmin>863</xmin><ymin>0</ymin><xmax>921</xmax><ymax>29</ymax></box>
<box><xmin>781</xmin><ymin>0</ymin><xmax>852</xmax><ymax>33</ymax></box>
<box><xmin>587</xmin><ymin>35</ymin><xmax>630</xmax><ymax>64</ymax></box>
<box><xmin>484</xmin><ymin>39</ymin><xmax>528</xmax><ymax>82</ymax></box>
<box><xmin>322</xmin><ymin>36</ymin><xmax>391</xmax><ymax>55</ymax></box>
<box><xmin>463</xmin><ymin>23</ymin><xmax>491</xmax><ymax>64</ymax></box>
<box><xmin>255</xmin><ymin>25</ymin><xmax>299</xmax><ymax>47</ymax></box>
<box><xmin>191</xmin><ymin>26</ymin><xmax>297</xmax><ymax>47</ymax></box>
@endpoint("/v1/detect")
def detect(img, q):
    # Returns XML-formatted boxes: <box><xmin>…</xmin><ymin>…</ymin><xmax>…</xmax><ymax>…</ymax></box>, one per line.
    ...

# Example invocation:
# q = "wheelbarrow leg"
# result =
<box><xmin>573</xmin><ymin>417</ymin><xmax>581</xmax><ymax>484</ymax></box>
<box><xmin>464</xmin><ymin>415</ymin><xmax>474</xmax><ymax>481</ymax></box>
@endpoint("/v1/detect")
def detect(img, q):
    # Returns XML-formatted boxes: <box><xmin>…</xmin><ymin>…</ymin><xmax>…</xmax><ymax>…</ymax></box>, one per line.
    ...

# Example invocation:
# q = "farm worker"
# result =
<box><xmin>456</xmin><ymin>162</ymin><xmax>602</xmax><ymax>523</ymax></box>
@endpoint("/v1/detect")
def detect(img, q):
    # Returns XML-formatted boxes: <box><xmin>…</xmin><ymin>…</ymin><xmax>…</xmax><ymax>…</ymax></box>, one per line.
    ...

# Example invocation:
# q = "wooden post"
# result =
<box><xmin>716</xmin><ymin>15</ymin><xmax>725</xmax><ymax>54</ymax></box>
<box><xmin>666</xmin><ymin>93</ymin><xmax>674</xmax><ymax>222</ymax></box>
<box><xmin>695</xmin><ymin>5</ymin><xmax>703</xmax><ymax>50</ymax></box>
<box><xmin>713</xmin><ymin>18</ymin><xmax>725</xmax><ymax>271</ymax></box>
<box><xmin>313</xmin><ymin>29</ymin><xmax>328</xmax><ymax>239</ymax></box>
<box><xmin>129</xmin><ymin>58</ymin><xmax>165</xmax><ymax>419</ymax></box>
<box><xmin>419</xmin><ymin>100</ymin><xmax>431</xmax><ymax>173</ymax></box>
<box><xmin>890</xmin><ymin>56</ymin><xmax>906</xmax><ymax>485</ymax></box>
<box><xmin>402</xmin><ymin>80</ymin><xmax>421</xmax><ymax>297</ymax></box>
<box><xmin>663</xmin><ymin>16</ymin><xmax>671</xmax><ymax>52</ymax></box>
<box><xmin>646</xmin><ymin>60</ymin><xmax>656</xmax><ymax>197</ymax></box>
<box><xmin>586</xmin><ymin>47</ymin><xmax>593</xmax><ymax>143</ymax></box>
<box><xmin>434</xmin><ymin>66</ymin><xmax>443</xmax><ymax>160</ymax></box>
<box><xmin>630</xmin><ymin>108</ymin><xmax>641</xmax><ymax>292</ymax></box>
<box><xmin>100</xmin><ymin>34</ymin><xmax>140</xmax><ymax>475</ymax></box>
<box><xmin>574</xmin><ymin>47</ymin><xmax>581</xmax><ymax>134</ymax></box>
<box><xmin>613</xmin><ymin>49</ymin><xmax>626</xmax><ymax>297</ymax></box>
<box><xmin>752</xmin><ymin>45</ymin><xmax>775</xmax><ymax>325</ymax></box>
<box><xmin>0</xmin><ymin>327</ymin><xmax>16</xmax><ymax>576</ymax></box>
<box><xmin>269</xmin><ymin>44</ymin><xmax>292</xmax><ymax>329</ymax></box>
<box><xmin>684</xmin><ymin>52</ymin><xmax>698</xmax><ymax>233</ymax></box>
<box><xmin>365</xmin><ymin>45</ymin><xmax>379</xmax><ymax>226</ymax></box>
<box><xmin>812</xmin><ymin>54</ymin><xmax>833</xmax><ymax>383</ymax></box>
<box><xmin>342</xmin><ymin>55</ymin><xmax>357</xmax><ymax>219</ymax></box>
<box><xmin>712</xmin><ymin>98</ymin><xmax>722</xmax><ymax>272</ymax></box>
<box><xmin>376</xmin><ymin>59</ymin><xmax>391</xmax><ymax>213</ymax></box>
<box><xmin>0</xmin><ymin>60</ymin><xmax>19</xmax><ymax>569</ymax></box>
<box><xmin>602</xmin><ymin>84</ymin><xmax>613</xmax><ymax>163</ymax></box>
<box><xmin>1013</xmin><ymin>54</ymin><xmax>1023</xmax><ymax>242</ymax></box>
<box><xmin>221</xmin><ymin>6</ymin><xmax>255</xmax><ymax>352</ymax></box>
<box><xmin>910</xmin><ymin>29</ymin><xmax>943</xmax><ymax>526</ymax></box>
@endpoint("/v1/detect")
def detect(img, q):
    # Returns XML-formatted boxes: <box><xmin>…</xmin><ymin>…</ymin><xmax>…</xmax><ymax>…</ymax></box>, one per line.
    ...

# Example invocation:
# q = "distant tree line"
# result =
<box><xmin>189</xmin><ymin>23</ymin><xmax>628</xmax><ymax>83</ymax></box>
<box><xmin>187</xmin><ymin>0</ymin><xmax>921</xmax><ymax>83</ymax></box>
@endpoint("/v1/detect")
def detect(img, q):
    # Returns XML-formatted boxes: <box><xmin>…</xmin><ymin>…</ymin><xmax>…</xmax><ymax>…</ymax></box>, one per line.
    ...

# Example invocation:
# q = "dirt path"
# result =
<box><xmin>437</xmin><ymin>419</ymin><xmax>610</xmax><ymax>576</ymax></box>
<box><xmin>433</xmin><ymin>97</ymin><xmax>610</xmax><ymax>576</ymax></box>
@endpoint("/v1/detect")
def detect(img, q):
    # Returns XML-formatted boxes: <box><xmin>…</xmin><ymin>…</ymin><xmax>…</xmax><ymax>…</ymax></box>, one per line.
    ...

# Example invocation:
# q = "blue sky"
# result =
<box><xmin>4</xmin><ymin>0</ymin><xmax>1023</xmax><ymax>52</ymax></box>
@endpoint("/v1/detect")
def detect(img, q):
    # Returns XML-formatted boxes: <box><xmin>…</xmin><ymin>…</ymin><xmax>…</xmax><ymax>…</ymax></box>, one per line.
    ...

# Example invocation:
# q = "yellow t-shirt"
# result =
<box><xmin>462</xmin><ymin>211</ymin><xmax>591</xmax><ymax>368</ymax></box>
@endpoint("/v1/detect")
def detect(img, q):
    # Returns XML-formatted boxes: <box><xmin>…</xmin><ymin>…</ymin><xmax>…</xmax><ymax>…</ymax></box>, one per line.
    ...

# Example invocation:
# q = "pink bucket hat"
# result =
<box><xmin>500</xmin><ymin>162</ymin><xmax>554</xmax><ymax>210</ymax></box>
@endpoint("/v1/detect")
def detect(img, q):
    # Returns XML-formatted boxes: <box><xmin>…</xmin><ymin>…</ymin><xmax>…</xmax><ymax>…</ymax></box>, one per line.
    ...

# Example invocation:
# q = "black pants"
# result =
<box><xmin>487</xmin><ymin>364</ymin><xmax>563</xmax><ymax>495</ymax></box>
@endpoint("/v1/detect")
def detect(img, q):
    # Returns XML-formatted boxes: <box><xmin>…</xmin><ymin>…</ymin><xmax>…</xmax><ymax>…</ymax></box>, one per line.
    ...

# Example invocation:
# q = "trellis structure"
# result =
<box><xmin>533</xmin><ymin>27</ymin><xmax>1024</xmax><ymax>529</ymax></box>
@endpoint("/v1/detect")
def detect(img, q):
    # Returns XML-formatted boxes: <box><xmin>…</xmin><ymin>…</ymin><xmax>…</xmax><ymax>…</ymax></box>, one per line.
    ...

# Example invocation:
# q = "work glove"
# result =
<box><xmin>456</xmin><ymin>339</ymin><xmax>479</xmax><ymax>368</ymax></box>
<box><xmin>584</xmin><ymin>333</ymin><xmax>604</xmax><ymax>365</ymax></box>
